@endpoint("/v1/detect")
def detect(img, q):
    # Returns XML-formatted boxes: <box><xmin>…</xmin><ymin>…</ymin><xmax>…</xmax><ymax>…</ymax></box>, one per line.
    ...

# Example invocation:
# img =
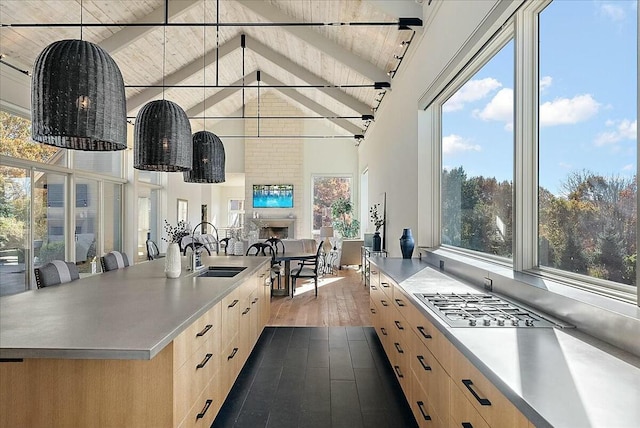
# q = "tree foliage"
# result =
<box><xmin>312</xmin><ymin>177</ymin><xmax>351</xmax><ymax>230</ymax></box>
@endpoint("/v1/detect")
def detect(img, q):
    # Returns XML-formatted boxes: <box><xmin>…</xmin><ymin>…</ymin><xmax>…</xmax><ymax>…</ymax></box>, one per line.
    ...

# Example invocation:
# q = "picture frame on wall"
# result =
<box><xmin>177</xmin><ymin>199</ymin><xmax>188</xmax><ymax>223</ymax></box>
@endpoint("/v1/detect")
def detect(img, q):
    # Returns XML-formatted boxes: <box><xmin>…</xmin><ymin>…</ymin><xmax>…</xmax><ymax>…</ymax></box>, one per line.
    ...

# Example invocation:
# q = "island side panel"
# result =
<box><xmin>0</xmin><ymin>344</ymin><xmax>174</xmax><ymax>428</ymax></box>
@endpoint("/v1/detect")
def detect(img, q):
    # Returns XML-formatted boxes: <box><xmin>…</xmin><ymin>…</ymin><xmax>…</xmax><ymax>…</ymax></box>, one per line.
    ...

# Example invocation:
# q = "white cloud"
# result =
<box><xmin>539</xmin><ymin>76</ymin><xmax>553</xmax><ymax>92</ymax></box>
<box><xmin>475</xmin><ymin>88</ymin><xmax>514</xmax><ymax>124</ymax></box>
<box><xmin>595</xmin><ymin>119</ymin><xmax>637</xmax><ymax>146</ymax></box>
<box><xmin>539</xmin><ymin>94</ymin><xmax>600</xmax><ymax>126</ymax></box>
<box><xmin>600</xmin><ymin>3</ymin><xmax>626</xmax><ymax>21</ymax></box>
<box><xmin>558</xmin><ymin>162</ymin><xmax>573</xmax><ymax>169</ymax></box>
<box><xmin>622</xmin><ymin>164</ymin><xmax>635</xmax><ymax>171</ymax></box>
<box><xmin>442</xmin><ymin>134</ymin><xmax>481</xmax><ymax>155</ymax></box>
<box><xmin>443</xmin><ymin>78</ymin><xmax>502</xmax><ymax>112</ymax></box>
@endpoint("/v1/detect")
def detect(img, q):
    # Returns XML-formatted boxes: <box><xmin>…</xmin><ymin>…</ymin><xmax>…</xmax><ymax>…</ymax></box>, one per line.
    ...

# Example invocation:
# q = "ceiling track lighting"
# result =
<box><xmin>0</xmin><ymin>54</ymin><xmax>31</xmax><ymax>76</ymax></box>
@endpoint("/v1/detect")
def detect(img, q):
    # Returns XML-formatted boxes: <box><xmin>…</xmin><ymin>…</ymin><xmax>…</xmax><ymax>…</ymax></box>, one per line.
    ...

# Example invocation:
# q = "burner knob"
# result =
<box><xmin>511</xmin><ymin>319</ymin><xmax>519</xmax><ymax>326</ymax></box>
<box><xmin>525</xmin><ymin>319</ymin><xmax>535</xmax><ymax>327</ymax></box>
<box><xmin>468</xmin><ymin>319</ymin><xmax>477</xmax><ymax>326</ymax></box>
<box><xmin>483</xmin><ymin>318</ymin><xmax>492</xmax><ymax>326</ymax></box>
<box><xmin>497</xmin><ymin>318</ymin><xmax>505</xmax><ymax>326</ymax></box>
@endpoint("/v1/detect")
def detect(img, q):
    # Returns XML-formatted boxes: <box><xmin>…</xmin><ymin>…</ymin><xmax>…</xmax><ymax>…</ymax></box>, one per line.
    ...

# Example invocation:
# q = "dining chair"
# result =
<box><xmin>290</xmin><ymin>241</ymin><xmax>323</xmax><ymax>298</ymax></box>
<box><xmin>34</xmin><ymin>260</ymin><xmax>80</xmax><ymax>288</ymax></box>
<box><xmin>265</xmin><ymin>238</ymin><xmax>285</xmax><ymax>289</ymax></box>
<box><xmin>100</xmin><ymin>251</ymin><xmax>130</xmax><ymax>272</ymax></box>
<box><xmin>219</xmin><ymin>237</ymin><xmax>230</xmax><ymax>254</ymax></box>
<box><xmin>146</xmin><ymin>239</ymin><xmax>164</xmax><ymax>260</ymax></box>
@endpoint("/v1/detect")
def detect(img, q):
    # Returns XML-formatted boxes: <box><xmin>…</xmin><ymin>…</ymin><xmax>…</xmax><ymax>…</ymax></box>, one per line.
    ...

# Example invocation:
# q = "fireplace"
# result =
<box><xmin>258</xmin><ymin>219</ymin><xmax>295</xmax><ymax>239</ymax></box>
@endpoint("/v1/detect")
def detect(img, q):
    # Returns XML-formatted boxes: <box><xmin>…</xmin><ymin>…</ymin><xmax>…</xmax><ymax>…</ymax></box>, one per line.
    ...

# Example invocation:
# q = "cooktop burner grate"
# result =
<box><xmin>414</xmin><ymin>292</ymin><xmax>557</xmax><ymax>328</ymax></box>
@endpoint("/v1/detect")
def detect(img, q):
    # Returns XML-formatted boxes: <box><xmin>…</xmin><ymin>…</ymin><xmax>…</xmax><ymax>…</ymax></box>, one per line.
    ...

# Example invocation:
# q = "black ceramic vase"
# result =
<box><xmin>372</xmin><ymin>231</ymin><xmax>382</xmax><ymax>251</ymax></box>
<box><xmin>399</xmin><ymin>228</ymin><xmax>414</xmax><ymax>259</ymax></box>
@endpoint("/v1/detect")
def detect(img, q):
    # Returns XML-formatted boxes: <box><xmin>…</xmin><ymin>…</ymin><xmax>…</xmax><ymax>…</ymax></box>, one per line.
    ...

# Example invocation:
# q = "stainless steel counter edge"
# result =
<box><xmin>0</xmin><ymin>256</ymin><xmax>271</xmax><ymax>360</ymax></box>
<box><xmin>369</xmin><ymin>257</ymin><xmax>640</xmax><ymax>428</ymax></box>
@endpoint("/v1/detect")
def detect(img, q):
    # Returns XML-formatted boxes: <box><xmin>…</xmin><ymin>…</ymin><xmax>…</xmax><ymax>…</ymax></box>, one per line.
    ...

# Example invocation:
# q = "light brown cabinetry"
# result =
<box><xmin>369</xmin><ymin>262</ymin><xmax>534</xmax><ymax>428</ymax></box>
<box><xmin>0</xmin><ymin>266</ymin><xmax>271</xmax><ymax>428</ymax></box>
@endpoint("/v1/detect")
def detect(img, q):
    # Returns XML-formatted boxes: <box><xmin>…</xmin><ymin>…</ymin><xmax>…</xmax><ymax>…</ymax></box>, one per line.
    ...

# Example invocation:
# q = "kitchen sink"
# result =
<box><xmin>197</xmin><ymin>266</ymin><xmax>246</xmax><ymax>278</ymax></box>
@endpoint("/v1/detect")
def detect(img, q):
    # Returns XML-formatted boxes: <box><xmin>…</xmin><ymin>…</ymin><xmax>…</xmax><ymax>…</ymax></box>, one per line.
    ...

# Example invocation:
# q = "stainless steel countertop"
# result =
<box><xmin>0</xmin><ymin>256</ymin><xmax>270</xmax><ymax>360</ymax></box>
<box><xmin>370</xmin><ymin>257</ymin><xmax>640</xmax><ymax>428</ymax></box>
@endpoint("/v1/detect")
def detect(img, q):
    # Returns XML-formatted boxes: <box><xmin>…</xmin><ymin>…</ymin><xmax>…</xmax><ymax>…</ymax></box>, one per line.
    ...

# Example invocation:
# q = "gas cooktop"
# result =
<box><xmin>414</xmin><ymin>292</ymin><xmax>559</xmax><ymax>328</ymax></box>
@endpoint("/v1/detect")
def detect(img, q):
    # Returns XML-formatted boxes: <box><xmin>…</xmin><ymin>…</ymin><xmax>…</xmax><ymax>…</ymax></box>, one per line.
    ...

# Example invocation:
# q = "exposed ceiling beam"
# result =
<box><xmin>186</xmin><ymin>71</ymin><xmax>362</xmax><ymax>136</ymax></box>
<box><xmin>126</xmin><ymin>34</ymin><xmax>241</xmax><ymax>114</ymax></box>
<box><xmin>365</xmin><ymin>1</ymin><xmax>425</xmax><ymax>25</ymax></box>
<box><xmin>235</xmin><ymin>0</ymin><xmax>390</xmax><ymax>84</ymax></box>
<box><xmin>245</xmin><ymin>35</ymin><xmax>371</xmax><ymax>116</ymax></box>
<box><xmin>99</xmin><ymin>0</ymin><xmax>201</xmax><ymax>55</ymax></box>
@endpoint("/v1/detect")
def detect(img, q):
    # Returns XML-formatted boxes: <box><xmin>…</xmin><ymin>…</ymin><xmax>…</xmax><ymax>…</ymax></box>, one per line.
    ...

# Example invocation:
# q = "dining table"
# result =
<box><xmin>272</xmin><ymin>250</ymin><xmax>315</xmax><ymax>297</ymax></box>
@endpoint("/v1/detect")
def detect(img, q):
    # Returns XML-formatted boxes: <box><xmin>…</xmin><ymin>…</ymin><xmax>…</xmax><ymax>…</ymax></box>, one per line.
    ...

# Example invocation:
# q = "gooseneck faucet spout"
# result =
<box><xmin>189</xmin><ymin>221</ymin><xmax>220</xmax><ymax>270</ymax></box>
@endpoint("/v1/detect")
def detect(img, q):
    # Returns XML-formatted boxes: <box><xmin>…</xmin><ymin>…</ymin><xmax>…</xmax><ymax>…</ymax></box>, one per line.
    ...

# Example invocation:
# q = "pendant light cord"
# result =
<box><xmin>163</xmin><ymin>0</ymin><xmax>168</xmax><ymax>100</ymax></box>
<box><xmin>80</xmin><ymin>0</ymin><xmax>83</xmax><ymax>40</ymax></box>
<box><xmin>203</xmin><ymin>0</ymin><xmax>206</xmax><ymax>132</ymax></box>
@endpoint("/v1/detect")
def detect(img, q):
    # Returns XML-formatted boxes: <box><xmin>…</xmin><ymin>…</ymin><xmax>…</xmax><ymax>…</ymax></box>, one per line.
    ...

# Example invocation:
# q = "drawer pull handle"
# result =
<box><xmin>370</xmin><ymin>308</ymin><xmax>377</xmax><ymax>314</ymax></box>
<box><xmin>228</xmin><ymin>299</ymin><xmax>239</xmax><ymax>308</ymax></box>
<box><xmin>196</xmin><ymin>399</ymin><xmax>213</xmax><ymax>419</ymax></box>
<box><xmin>395</xmin><ymin>298</ymin><xmax>406</xmax><ymax>307</ymax></box>
<box><xmin>196</xmin><ymin>324</ymin><xmax>213</xmax><ymax>337</ymax></box>
<box><xmin>394</xmin><ymin>320</ymin><xmax>404</xmax><ymax>330</ymax></box>
<box><xmin>394</xmin><ymin>342</ymin><xmax>404</xmax><ymax>354</ymax></box>
<box><xmin>380</xmin><ymin>327</ymin><xmax>388</xmax><ymax>336</ymax></box>
<box><xmin>381</xmin><ymin>300</ymin><xmax>389</xmax><ymax>307</ymax></box>
<box><xmin>371</xmin><ymin>285</ymin><xmax>377</xmax><ymax>290</ymax></box>
<box><xmin>417</xmin><ymin>355</ymin><xmax>432</xmax><ymax>371</ymax></box>
<box><xmin>416</xmin><ymin>401</ymin><xmax>432</xmax><ymax>421</ymax></box>
<box><xmin>252</xmin><ymin>297</ymin><xmax>259</xmax><ymax>304</ymax></box>
<box><xmin>393</xmin><ymin>365</ymin><xmax>404</xmax><ymax>378</ymax></box>
<box><xmin>462</xmin><ymin>379</ymin><xmax>491</xmax><ymax>406</ymax></box>
<box><xmin>196</xmin><ymin>353</ymin><xmax>213</xmax><ymax>369</ymax></box>
<box><xmin>462</xmin><ymin>424</ymin><xmax>473</xmax><ymax>428</ymax></box>
<box><xmin>417</xmin><ymin>326</ymin><xmax>432</xmax><ymax>339</ymax></box>
<box><xmin>227</xmin><ymin>347</ymin><xmax>238</xmax><ymax>360</ymax></box>
<box><xmin>381</xmin><ymin>282</ymin><xmax>389</xmax><ymax>288</ymax></box>
<box><xmin>242</xmin><ymin>307</ymin><xmax>251</xmax><ymax>315</ymax></box>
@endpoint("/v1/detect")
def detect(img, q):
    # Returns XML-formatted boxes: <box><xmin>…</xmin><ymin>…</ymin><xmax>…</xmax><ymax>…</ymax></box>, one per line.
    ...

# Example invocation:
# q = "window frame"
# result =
<box><xmin>310</xmin><ymin>173</ymin><xmax>354</xmax><ymax>236</ymax></box>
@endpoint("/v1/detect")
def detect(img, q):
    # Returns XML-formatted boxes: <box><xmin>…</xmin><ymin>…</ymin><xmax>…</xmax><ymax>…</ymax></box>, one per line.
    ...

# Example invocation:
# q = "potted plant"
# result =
<box><xmin>369</xmin><ymin>203</ymin><xmax>384</xmax><ymax>251</ymax></box>
<box><xmin>331</xmin><ymin>198</ymin><xmax>360</xmax><ymax>239</ymax></box>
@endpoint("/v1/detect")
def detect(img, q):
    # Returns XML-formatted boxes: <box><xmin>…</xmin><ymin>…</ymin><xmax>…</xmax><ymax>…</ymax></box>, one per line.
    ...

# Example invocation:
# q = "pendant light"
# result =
<box><xmin>133</xmin><ymin>1</ymin><xmax>192</xmax><ymax>172</ymax></box>
<box><xmin>30</xmin><ymin>2</ymin><xmax>126</xmax><ymax>151</ymax></box>
<box><xmin>184</xmin><ymin>0</ymin><xmax>225</xmax><ymax>183</ymax></box>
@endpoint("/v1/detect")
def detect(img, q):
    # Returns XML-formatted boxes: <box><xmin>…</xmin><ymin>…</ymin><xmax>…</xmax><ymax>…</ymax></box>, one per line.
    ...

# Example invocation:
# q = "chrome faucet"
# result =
<box><xmin>189</xmin><ymin>221</ymin><xmax>219</xmax><ymax>271</ymax></box>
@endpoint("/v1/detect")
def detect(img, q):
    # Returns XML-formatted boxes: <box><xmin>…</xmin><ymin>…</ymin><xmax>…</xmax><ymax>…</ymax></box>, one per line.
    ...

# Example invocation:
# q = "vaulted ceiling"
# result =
<box><xmin>0</xmin><ymin>0</ymin><xmax>424</xmax><ymax>139</ymax></box>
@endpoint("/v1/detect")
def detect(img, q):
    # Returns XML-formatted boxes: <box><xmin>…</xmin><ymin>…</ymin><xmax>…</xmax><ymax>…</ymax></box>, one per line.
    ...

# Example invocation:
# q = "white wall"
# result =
<box><xmin>359</xmin><ymin>0</ymin><xmax>515</xmax><ymax>256</ymax></box>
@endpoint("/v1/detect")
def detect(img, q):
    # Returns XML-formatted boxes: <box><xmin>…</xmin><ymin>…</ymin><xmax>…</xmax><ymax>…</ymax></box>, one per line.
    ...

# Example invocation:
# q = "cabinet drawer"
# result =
<box><xmin>410</xmin><ymin>374</ymin><xmax>448</xmax><ymax>428</ymax></box>
<box><xmin>174</xmin><ymin>328</ymin><xmax>221</xmax><ymax>425</ymax></box>
<box><xmin>379</xmin><ymin>273</ymin><xmax>393</xmax><ymax>299</ymax></box>
<box><xmin>177</xmin><ymin>375</ymin><xmax>221</xmax><ymax>428</ymax></box>
<box><xmin>405</xmin><ymin>302</ymin><xmax>452</xmax><ymax>375</ymax></box>
<box><xmin>219</xmin><ymin>336</ymin><xmax>241</xmax><ymax>397</ymax></box>
<box><xmin>450</xmin><ymin>346</ymin><xmax>529</xmax><ymax>428</ymax></box>
<box><xmin>410</xmin><ymin>333</ymin><xmax>450</xmax><ymax>419</ymax></box>
<box><xmin>221</xmin><ymin>288</ymin><xmax>241</xmax><ymax>349</ymax></box>
<box><xmin>174</xmin><ymin>302</ymin><xmax>221</xmax><ymax>371</ymax></box>
<box><xmin>388</xmin><ymin>310</ymin><xmax>411</xmax><ymax>394</ymax></box>
<box><xmin>449</xmin><ymin>379</ymin><xmax>490</xmax><ymax>428</ymax></box>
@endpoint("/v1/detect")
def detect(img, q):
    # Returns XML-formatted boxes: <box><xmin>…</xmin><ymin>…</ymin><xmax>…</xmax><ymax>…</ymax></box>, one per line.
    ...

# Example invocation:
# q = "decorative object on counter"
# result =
<box><xmin>320</xmin><ymin>226</ymin><xmax>334</xmax><ymax>253</ymax></box>
<box><xmin>331</xmin><ymin>198</ymin><xmax>360</xmax><ymax>238</ymax></box>
<box><xmin>31</xmin><ymin>39</ymin><xmax>127</xmax><ymax>151</ymax></box>
<box><xmin>399</xmin><ymin>228</ymin><xmax>414</xmax><ymax>259</ymax></box>
<box><xmin>183</xmin><ymin>130</ymin><xmax>225</xmax><ymax>183</ymax></box>
<box><xmin>370</xmin><ymin>203</ymin><xmax>385</xmax><ymax>251</ymax></box>
<box><xmin>164</xmin><ymin>243</ymin><xmax>181</xmax><ymax>278</ymax></box>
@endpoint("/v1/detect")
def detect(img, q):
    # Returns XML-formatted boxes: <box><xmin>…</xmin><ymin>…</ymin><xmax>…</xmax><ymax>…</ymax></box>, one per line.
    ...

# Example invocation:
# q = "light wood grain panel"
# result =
<box><xmin>449</xmin><ymin>379</ymin><xmax>491</xmax><ymax>428</ymax></box>
<box><xmin>173</xmin><ymin>301</ymin><xmax>222</xmax><ymax>372</ymax></box>
<box><xmin>0</xmin><ymin>344</ymin><xmax>173</xmax><ymax>428</ymax></box>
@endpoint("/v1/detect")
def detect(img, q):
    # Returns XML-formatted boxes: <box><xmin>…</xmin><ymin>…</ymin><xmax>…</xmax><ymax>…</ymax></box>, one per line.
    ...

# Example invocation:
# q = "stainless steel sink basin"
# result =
<box><xmin>197</xmin><ymin>266</ymin><xmax>247</xmax><ymax>278</ymax></box>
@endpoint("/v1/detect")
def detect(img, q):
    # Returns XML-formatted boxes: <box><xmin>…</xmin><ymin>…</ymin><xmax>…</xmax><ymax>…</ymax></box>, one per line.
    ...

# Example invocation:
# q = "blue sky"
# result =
<box><xmin>442</xmin><ymin>0</ymin><xmax>637</xmax><ymax>195</ymax></box>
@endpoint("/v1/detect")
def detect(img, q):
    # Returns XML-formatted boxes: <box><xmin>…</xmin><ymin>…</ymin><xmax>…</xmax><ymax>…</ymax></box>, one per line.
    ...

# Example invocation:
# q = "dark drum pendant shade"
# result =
<box><xmin>31</xmin><ymin>39</ymin><xmax>127</xmax><ymax>151</ymax></box>
<box><xmin>184</xmin><ymin>131</ymin><xmax>226</xmax><ymax>183</ymax></box>
<box><xmin>134</xmin><ymin>99</ymin><xmax>193</xmax><ymax>172</ymax></box>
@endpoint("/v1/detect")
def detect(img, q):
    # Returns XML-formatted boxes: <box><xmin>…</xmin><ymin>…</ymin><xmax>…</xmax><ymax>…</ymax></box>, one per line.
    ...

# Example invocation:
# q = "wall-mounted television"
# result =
<box><xmin>253</xmin><ymin>184</ymin><xmax>294</xmax><ymax>208</ymax></box>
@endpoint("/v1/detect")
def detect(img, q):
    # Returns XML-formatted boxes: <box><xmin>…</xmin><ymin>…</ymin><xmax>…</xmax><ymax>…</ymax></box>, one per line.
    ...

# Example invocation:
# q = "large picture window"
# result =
<box><xmin>312</xmin><ymin>176</ymin><xmax>352</xmax><ymax>233</ymax></box>
<box><xmin>538</xmin><ymin>1</ymin><xmax>637</xmax><ymax>286</ymax></box>
<box><xmin>441</xmin><ymin>40</ymin><xmax>514</xmax><ymax>258</ymax></box>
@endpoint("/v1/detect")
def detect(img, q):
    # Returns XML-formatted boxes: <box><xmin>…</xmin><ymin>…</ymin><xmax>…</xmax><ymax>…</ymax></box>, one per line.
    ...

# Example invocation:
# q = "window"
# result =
<box><xmin>441</xmin><ymin>40</ymin><xmax>514</xmax><ymax>258</ymax></box>
<box><xmin>0</xmin><ymin>111</ymin><xmax>65</xmax><ymax>166</ymax></box>
<box><xmin>312</xmin><ymin>175</ymin><xmax>352</xmax><ymax>232</ymax></box>
<box><xmin>228</xmin><ymin>199</ymin><xmax>245</xmax><ymax>228</ymax></box>
<box><xmin>538</xmin><ymin>1</ymin><xmax>637</xmax><ymax>287</ymax></box>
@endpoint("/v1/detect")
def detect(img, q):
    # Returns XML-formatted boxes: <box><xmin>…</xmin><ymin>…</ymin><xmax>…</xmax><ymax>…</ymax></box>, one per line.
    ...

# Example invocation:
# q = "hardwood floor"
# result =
<box><xmin>267</xmin><ymin>267</ymin><xmax>371</xmax><ymax>327</ymax></box>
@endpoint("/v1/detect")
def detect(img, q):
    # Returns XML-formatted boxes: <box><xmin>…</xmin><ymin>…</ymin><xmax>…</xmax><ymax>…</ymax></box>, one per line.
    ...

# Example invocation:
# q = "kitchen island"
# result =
<box><xmin>369</xmin><ymin>257</ymin><xmax>640</xmax><ymax>428</ymax></box>
<box><xmin>0</xmin><ymin>256</ymin><xmax>272</xmax><ymax>428</ymax></box>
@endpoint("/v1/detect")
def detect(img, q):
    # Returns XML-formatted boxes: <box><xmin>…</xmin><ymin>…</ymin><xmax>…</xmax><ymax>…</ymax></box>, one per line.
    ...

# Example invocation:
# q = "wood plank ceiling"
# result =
<box><xmin>0</xmin><ymin>0</ymin><xmax>422</xmax><ymax>138</ymax></box>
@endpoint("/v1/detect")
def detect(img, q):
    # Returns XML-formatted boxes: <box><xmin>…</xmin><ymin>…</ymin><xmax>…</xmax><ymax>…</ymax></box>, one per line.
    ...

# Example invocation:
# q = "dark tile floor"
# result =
<box><xmin>211</xmin><ymin>327</ymin><xmax>417</xmax><ymax>428</ymax></box>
